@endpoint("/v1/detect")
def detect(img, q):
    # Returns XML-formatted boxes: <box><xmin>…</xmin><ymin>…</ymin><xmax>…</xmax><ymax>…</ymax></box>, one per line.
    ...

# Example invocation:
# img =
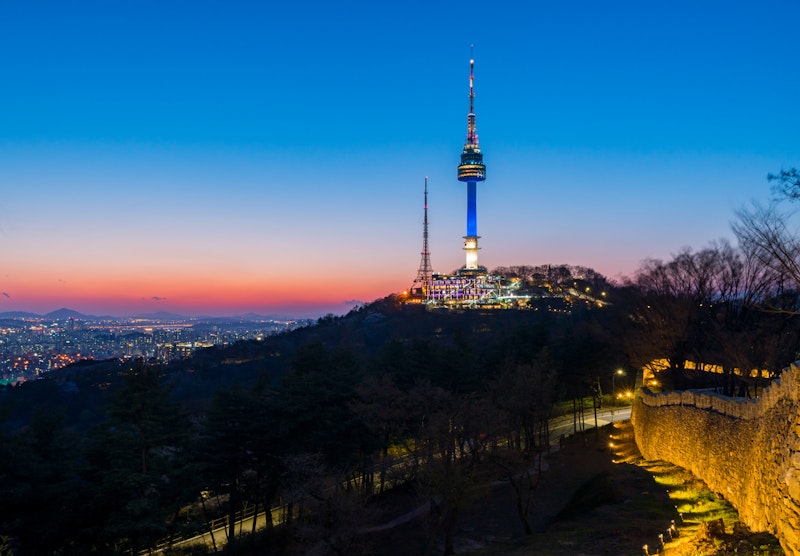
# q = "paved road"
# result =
<box><xmin>549</xmin><ymin>406</ymin><xmax>632</xmax><ymax>445</ymax></box>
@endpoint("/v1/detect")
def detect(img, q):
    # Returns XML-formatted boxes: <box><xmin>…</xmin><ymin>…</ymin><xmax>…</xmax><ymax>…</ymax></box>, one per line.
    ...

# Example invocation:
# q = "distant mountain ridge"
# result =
<box><xmin>0</xmin><ymin>311</ymin><xmax>41</xmax><ymax>319</ymax></box>
<box><xmin>0</xmin><ymin>308</ymin><xmax>305</xmax><ymax>322</ymax></box>
<box><xmin>46</xmin><ymin>308</ymin><xmax>102</xmax><ymax>320</ymax></box>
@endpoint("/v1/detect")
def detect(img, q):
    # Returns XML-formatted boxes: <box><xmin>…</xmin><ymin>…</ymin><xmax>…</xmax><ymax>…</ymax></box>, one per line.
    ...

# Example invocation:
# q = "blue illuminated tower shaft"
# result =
<box><xmin>457</xmin><ymin>53</ymin><xmax>486</xmax><ymax>270</ymax></box>
<box><xmin>467</xmin><ymin>181</ymin><xmax>477</xmax><ymax>237</ymax></box>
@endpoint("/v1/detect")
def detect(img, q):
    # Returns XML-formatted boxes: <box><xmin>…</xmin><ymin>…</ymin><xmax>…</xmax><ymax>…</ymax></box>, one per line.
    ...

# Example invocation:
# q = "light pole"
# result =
<box><xmin>612</xmin><ymin>368</ymin><xmax>625</xmax><ymax>397</ymax></box>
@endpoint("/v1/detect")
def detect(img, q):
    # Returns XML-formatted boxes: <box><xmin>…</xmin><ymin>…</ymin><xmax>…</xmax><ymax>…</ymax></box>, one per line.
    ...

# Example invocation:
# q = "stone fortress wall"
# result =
<box><xmin>632</xmin><ymin>363</ymin><xmax>800</xmax><ymax>555</ymax></box>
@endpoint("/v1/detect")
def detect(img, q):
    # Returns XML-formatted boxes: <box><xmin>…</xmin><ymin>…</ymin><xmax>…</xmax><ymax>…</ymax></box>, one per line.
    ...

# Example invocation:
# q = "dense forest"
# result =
<box><xmin>0</xmin><ymin>292</ymin><xmax>619</xmax><ymax>555</ymax></box>
<box><xmin>3</xmin><ymin>242</ymin><xmax>800</xmax><ymax>555</ymax></box>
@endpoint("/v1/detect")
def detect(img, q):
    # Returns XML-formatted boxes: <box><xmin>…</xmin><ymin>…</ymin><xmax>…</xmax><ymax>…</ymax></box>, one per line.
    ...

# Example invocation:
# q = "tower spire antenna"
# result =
<box><xmin>469</xmin><ymin>44</ymin><xmax>475</xmax><ymax>137</ymax></box>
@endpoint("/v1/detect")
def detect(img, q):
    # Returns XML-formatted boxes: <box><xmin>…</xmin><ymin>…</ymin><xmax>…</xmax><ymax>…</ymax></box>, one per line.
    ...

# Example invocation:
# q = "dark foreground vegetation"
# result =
<box><xmin>3</xmin><ymin>171</ymin><xmax>800</xmax><ymax>555</ymax></box>
<box><xmin>0</xmin><ymin>293</ymin><xmax>627</xmax><ymax>555</ymax></box>
<box><xmin>0</xmin><ymin>281</ymin><xmax>797</xmax><ymax>555</ymax></box>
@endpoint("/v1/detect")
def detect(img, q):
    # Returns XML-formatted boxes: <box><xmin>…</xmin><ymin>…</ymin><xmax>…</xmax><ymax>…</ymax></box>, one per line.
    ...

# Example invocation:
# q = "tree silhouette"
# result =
<box><xmin>0</xmin><ymin>407</ymin><xmax>85</xmax><ymax>554</ymax></box>
<box><xmin>83</xmin><ymin>362</ymin><xmax>192</xmax><ymax>553</ymax></box>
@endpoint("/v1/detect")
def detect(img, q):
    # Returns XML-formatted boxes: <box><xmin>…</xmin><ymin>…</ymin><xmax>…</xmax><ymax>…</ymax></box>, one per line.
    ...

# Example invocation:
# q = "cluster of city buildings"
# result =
<box><xmin>0</xmin><ymin>314</ymin><xmax>307</xmax><ymax>384</ymax></box>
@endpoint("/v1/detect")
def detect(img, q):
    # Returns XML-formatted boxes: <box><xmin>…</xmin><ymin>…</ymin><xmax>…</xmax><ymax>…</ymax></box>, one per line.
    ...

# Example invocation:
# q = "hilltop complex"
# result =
<box><xmin>405</xmin><ymin>54</ymin><xmax>611</xmax><ymax>311</ymax></box>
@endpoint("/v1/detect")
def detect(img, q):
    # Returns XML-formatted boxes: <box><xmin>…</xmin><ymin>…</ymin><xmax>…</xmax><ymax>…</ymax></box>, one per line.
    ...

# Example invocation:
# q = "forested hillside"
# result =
<box><xmin>2</xmin><ymin>250</ymin><xmax>800</xmax><ymax>555</ymax></box>
<box><xmin>0</xmin><ymin>293</ymin><xmax>627</xmax><ymax>554</ymax></box>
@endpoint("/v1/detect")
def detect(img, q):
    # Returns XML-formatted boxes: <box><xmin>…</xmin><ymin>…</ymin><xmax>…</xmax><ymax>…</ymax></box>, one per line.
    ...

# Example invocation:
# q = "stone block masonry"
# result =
<box><xmin>632</xmin><ymin>363</ymin><xmax>800</xmax><ymax>555</ymax></box>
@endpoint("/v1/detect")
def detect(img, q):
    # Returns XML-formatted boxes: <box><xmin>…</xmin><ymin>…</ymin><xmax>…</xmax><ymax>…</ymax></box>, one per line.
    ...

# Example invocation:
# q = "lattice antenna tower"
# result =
<box><xmin>412</xmin><ymin>177</ymin><xmax>433</xmax><ymax>294</ymax></box>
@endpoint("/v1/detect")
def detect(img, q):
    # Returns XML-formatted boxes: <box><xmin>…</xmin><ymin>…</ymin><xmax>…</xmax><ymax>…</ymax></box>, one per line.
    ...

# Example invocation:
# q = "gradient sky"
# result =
<box><xmin>1</xmin><ymin>1</ymin><xmax>799</xmax><ymax>317</ymax></box>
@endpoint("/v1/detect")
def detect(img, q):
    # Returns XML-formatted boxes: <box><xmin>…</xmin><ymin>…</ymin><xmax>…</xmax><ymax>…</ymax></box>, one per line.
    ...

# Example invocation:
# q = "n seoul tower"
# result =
<box><xmin>457</xmin><ymin>49</ymin><xmax>486</xmax><ymax>272</ymax></box>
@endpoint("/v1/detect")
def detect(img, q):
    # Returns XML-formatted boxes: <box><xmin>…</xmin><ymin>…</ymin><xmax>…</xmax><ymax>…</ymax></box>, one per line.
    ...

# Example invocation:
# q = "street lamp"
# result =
<box><xmin>612</xmin><ymin>369</ymin><xmax>625</xmax><ymax>396</ymax></box>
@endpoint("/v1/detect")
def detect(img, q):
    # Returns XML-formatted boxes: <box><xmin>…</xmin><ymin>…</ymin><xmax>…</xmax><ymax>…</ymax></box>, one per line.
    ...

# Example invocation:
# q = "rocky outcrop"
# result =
<box><xmin>632</xmin><ymin>363</ymin><xmax>800</xmax><ymax>555</ymax></box>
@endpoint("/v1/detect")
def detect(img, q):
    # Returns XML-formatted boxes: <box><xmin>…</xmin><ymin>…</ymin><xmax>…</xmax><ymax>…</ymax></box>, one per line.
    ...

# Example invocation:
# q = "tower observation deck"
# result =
<box><xmin>457</xmin><ymin>51</ymin><xmax>486</xmax><ymax>271</ymax></box>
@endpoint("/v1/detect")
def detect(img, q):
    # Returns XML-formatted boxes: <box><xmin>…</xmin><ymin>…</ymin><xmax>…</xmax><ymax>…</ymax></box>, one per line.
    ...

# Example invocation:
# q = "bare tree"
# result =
<box><xmin>489</xmin><ymin>446</ymin><xmax>541</xmax><ymax>535</ymax></box>
<box><xmin>733</xmin><ymin>201</ymin><xmax>800</xmax><ymax>309</ymax></box>
<box><xmin>768</xmin><ymin>168</ymin><xmax>800</xmax><ymax>200</ymax></box>
<box><xmin>732</xmin><ymin>168</ymin><xmax>800</xmax><ymax>306</ymax></box>
<box><xmin>705</xmin><ymin>240</ymin><xmax>778</xmax><ymax>394</ymax></box>
<box><xmin>351</xmin><ymin>373</ymin><xmax>408</xmax><ymax>495</ymax></box>
<box><xmin>625</xmin><ymin>248</ymin><xmax>719</xmax><ymax>382</ymax></box>
<box><xmin>401</xmin><ymin>382</ymin><xmax>492</xmax><ymax>556</ymax></box>
<box><xmin>296</xmin><ymin>477</ymin><xmax>376</xmax><ymax>556</ymax></box>
<box><xmin>491</xmin><ymin>355</ymin><xmax>557</xmax><ymax>453</ymax></box>
<box><xmin>486</xmin><ymin>357</ymin><xmax>556</xmax><ymax>535</ymax></box>
<box><xmin>626</xmin><ymin>232</ymin><xmax>800</xmax><ymax>394</ymax></box>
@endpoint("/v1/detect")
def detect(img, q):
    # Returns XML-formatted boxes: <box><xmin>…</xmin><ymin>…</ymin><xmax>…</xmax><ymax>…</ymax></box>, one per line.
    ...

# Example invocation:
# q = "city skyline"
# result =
<box><xmin>2</xmin><ymin>1</ymin><xmax>799</xmax><ymax>317</ymax></box>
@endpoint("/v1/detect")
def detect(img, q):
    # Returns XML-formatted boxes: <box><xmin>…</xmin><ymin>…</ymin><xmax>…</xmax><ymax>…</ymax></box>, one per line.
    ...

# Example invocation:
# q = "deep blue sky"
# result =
<box><xmin>1</xmin><ymin>1</ymin><xmax>798</xmax><ymax>315</ymax></box>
